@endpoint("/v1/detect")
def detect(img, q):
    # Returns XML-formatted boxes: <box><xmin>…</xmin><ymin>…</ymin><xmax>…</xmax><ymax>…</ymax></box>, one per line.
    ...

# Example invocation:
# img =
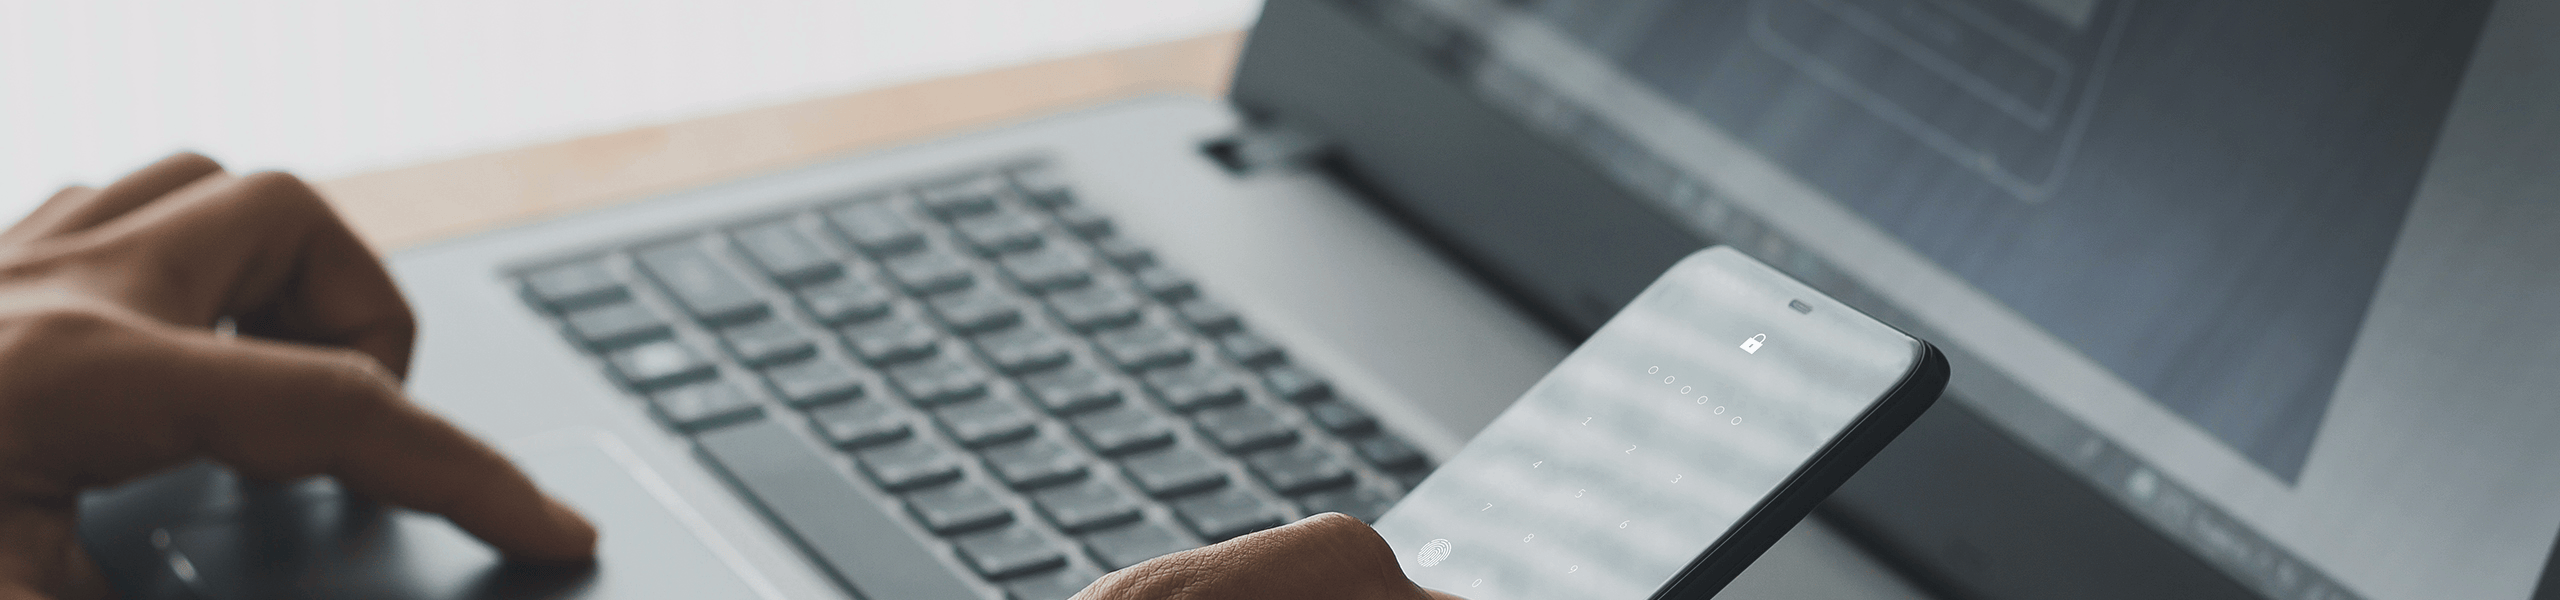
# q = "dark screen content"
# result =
<box><xmin>1523</xmin><ymin>0</ymin><xmax>2488</xmax><ymax>480</ymax></box>
<box><xmin>1373</xmin><ymin>251</ymin><xmax>1918</xmax><ymax>599</ymax></box>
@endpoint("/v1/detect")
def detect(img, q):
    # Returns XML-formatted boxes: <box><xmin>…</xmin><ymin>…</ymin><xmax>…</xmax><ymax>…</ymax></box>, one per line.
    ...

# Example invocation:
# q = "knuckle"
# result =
<box><xmin>229</xmin><ymin>171</ymin><xmax>332</xmax><ymax>219</ymax></box>
<box><xmin>235</xmin><ymin>170</ymin><xmax>317</xmax><ymax>198</ymax></box>
<box><xmin>158</xmin><ymin>151</ymin><xmax>224</xmax><ymax>175</ymax></box>
<box><xmin>0</xmin><ymin>306</ymin><xmax>137</xmax><ymax>376</ymax></box>
<box><xmin>299</xmin><ymin>348</ymin><xmax>403</xmax><ymax>414</ymax></box>
<box><xmin>314</xmin><ymin>348</ymin><xmax>400</xmax><ymax>395</ymax></box>
<box><xmin>10</xmin><ymin>306</ymin><xmax>121</xmax><ymax>338</ymax></box>
<box><xmin>381</xmin><ymin>309</ymin><xmax>420</xmax><ymax>339</ymax></box>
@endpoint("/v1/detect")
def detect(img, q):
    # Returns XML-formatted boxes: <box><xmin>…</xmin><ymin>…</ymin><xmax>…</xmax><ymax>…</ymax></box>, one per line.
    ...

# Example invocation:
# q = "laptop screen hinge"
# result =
<box><xmin>1200</xmin><ymin>125</ymin><xmax>1334</xmax><ymax>176</ymax></box>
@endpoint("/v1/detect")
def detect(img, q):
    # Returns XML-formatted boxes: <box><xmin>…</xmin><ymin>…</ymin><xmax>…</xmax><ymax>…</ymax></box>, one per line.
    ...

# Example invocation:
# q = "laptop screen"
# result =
<box><xmin>1232</xmin><ymin>0</ymin><xmax>2556</xmax><ymax>598</ymax></box>
<box><xmin>1472</xmin><ymin>0</ymin><xmax>2499</xmax><ymax>597</ymax></box>
<box><xmin>1519</xmin><ymin>0</ymin><xmax>2481</xmax><ymax>484</ymax></box>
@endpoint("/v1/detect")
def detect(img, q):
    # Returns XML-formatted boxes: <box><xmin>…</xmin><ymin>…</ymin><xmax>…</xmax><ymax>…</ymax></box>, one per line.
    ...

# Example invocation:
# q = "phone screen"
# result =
<box><xmin>1372</xmin><ymin>249</ymin><xmax>1923</xmax><ymax>599</ymax></box>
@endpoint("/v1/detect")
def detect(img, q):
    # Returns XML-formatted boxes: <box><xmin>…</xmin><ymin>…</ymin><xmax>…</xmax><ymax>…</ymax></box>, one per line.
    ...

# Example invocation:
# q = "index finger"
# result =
<box><xmin>154</xmin><ymin>329</ymin><xmax>597</xmax><ymax>562</ymax></box>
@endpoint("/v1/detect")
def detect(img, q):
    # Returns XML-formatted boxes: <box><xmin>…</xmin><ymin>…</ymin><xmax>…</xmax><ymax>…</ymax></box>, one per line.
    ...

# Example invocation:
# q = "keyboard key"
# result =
<box><xmin>827</xmin><ymin>199</ymin><xmax>927</xmax><ymax>256</ymax></box>
<box><xmin>1044</xmin><ymin>285</ymin><xmax>1144</xmax><ymax>332</ymax></box>
<box><xmin>1090</xmin><ymin>236</ymin><xmax>1155</xmax><ymax>269</ymax></box>
<box><xmin>521</xmin><ymin>260</ymin><xmax>629</xmax><ymax>312</ymax></box>
<box><xmin>606</xmin><ymin>339</ymin><xmax>718</xmax><ymax>390</ymax></box>
<box><xmin>692</xmin><ymin>420</ymin><xmax>980</xmax><ymax>599</ymax></box>
<box><xmin>1003</xmin><ymin>567</ymin><xmax>1102</xmax><ymax>600</ymax></box>
<box><xmin>1119</xmin><ymin>445</ymin><xmax>1229</xmax><ymax>498</ymax></box>
<box><xmin>1217</xmin><ymin>331</ymin><xmax>1284</xmax><ymax>368</ymax></box>
<box><xmin>1132</xmin><ymin>266</ymin><xmax>1197</xmax><ymax>302</ymax></box>
<box><xmin>560</xmin><ymin>302</ymin><xmax>671</xmax><ymax>349</ymax></box>
<box><xmin>953</xmin><ymin>523</ymin><xmax>1068</xmax><ymax>579</ymax></box>
<box><xmin>1008</xmin><ymin>167</ymin><xmax>1077</xmax><ymax>208</ymax></box>
<box><xmin>882</xmin><ymin>250</ymin><xmax>977</xmax><ymax>295</ymax></box>
<box><xmin>953</xmin><ymin>210</ymin><xmax>1048</xmax><ymax>255</ymax></box>
<box><xmin>886</xmin><ymin>354</ymin><xmax>991</xmax><ymax>405</ymax></box>
<box><xmin>1244</xmin><ymin>444</ymin><xmax>1355</xmax><ymax>495</ymax></box>
<box><xmin>1260</xmin><ymin>364</ymin><xmax>1333</xmax><ymax>402</ymax></box>
<box><xmin>982</xmin><ymin>436</ymin><xmax>1090</xmax><ymax>490</ymax></box>
<box><xmin>1173</xmin><ymin>299</ymin><xmax>1241</xmax><ymax>335</ymax></box>
<box><xmin>808</xmin><ymin>398</ymin><xmax>912</xmax><ymax>448</ymax></box>
<box><xmin>1304</xmin><ymin>399</ymin><xmax>1378</xmax><ymax>435</ymax></box>
<box><xmin>1191</xmin><ymin>404</ymin><xmax>1299</xmax><ymax>453</ymax></box>
<box><xmin>1296</xmin><ymin>486</ymin><xmax>1395</xmax><ymax>523</ymax></box>
<box><xmin>731</xmin><ymin>220</ymin><xmax>844</xmax><ymax>285</ymax></box>
<box><xmin>839</xmin><ymin>315</ymin><xmax>942</xmax><ymax>364</ymax></box>
<box><xmin>1050</xmin><ymin>204</ymin><xmax>1114</xmax><ymax>239</ymax></box>
<box><xmin>795</xmin><ymin>276</ymin><xmax>895</xmax><ymax>325</ymax></box>
<box><xmin>1021</xmin><ymin>365</ymin><xmax>1124</xmax><ymax>414</ymax></box>
<box><xmin>1069</xmin><ymin>405</ymin><xmax>1176</xmax><ymax>456</ymax></box>
<box><xmin>761</xmin><ymin>357</ymin><xmax>867</xmax><ymax>407</ymax></box>
<box><xmin>1094</xmin><ymin>324</ymin><xmax>1194</xmax><ymax>371</ymax></box>
<box><xmin>905</xmin><ymin>480</ymin><xmax>1014</xmax><ymax>535</ymax></box>
<box><xmin>634</xmin><ymin>242</ymin><xmax>770</xmax><ymax>325</ymax></box>
<box><xmin>1171</xmin><ymin>487</ymin><xmax>1285</xmax><ymax>542</ymax></box>
<box><xmin>932</xmin><ymin>395</ymin><xmax>1040</xmax><ymax>448</ymax></box>
<box><xmin>1143</xmin><ymin>362</ymin><xmax>1247</xmax><ymax>412</ymax></box>
<box><xmin>855</xmin><ymin>439</ymin><xmax>964</xmax><ymax>492</ymax></box>
<box><xmin>1029</xmin><ymin>478</ymin><xmax>1143</xmax><ymax>533</ymax></box>
<box><xmin>972</xmin><ymin>326</ymin><xmax>1075</xmax><ymax>375</ymax></box>
<box><xmin>998</xmin><ymin>246</ymin><xmax>1096</xmax><ymax>293</ymax></box>
<box><xmin>925</xmin><ymin>286</ymin><xmax>1023</xmax><ymax>334</ymax></box>
<box><xmin>1351</xmin><ymin>434</ymin><xmax>1427</xmax><ymax>471</ymax></box>
<box><xmin>717</xmin><ymin>318</ymin><xmax>817</xmax><ymax>367</ymax></box>
<box><xmin>1082</xmin><ymin>520</ymin><xmax>1197</xmax><ymax>571</ymax></box>
<box><xmin>647</xmin><ymin>380</ymin><xmax>765</xmax><ymax>432</ymax></box>
<box><xmin>916</xmin><ymin>176</ymin><xmax>1006</xmax><ymax>220</ymax></box>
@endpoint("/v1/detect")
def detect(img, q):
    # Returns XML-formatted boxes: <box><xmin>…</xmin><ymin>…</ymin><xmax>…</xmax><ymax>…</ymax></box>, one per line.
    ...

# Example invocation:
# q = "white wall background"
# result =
<box><xmin>0</xmin><ymin>0</ymin><xmax>1262</xmax><ymax>224</ymax></box>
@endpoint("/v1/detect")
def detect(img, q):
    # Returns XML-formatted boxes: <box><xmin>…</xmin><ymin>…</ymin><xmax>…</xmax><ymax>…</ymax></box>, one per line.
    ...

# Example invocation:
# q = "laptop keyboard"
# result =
<box><xmin>514</xmin><ymin>163</ymin><xmax>1433</xmax><ymax>599</ymax></box>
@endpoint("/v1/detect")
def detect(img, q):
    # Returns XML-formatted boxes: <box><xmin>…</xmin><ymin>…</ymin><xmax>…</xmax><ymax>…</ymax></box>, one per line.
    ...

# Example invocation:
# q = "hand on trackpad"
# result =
<box><xmin>81</xmin><ymin>431</ymin><xmax>764</xmax><ymax>600</ymax></box>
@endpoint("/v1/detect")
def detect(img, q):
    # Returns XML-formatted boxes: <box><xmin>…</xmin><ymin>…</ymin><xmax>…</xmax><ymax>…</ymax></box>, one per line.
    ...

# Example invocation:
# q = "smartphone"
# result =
<box><xmin>1372</xmin><ymin>247</ymin><xmax>1949</xmax><ymax>600</ymax></box>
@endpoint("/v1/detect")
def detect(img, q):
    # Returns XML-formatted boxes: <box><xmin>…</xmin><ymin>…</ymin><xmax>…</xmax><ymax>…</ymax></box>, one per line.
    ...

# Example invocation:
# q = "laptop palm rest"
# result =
<box><xmin>80</xmin><ymin>431</ymin><xmax>771</xmax><ymax>600</ymax></box>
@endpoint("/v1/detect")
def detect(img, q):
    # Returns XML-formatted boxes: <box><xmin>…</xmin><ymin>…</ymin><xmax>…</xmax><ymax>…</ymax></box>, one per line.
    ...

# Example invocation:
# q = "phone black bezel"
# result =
<box><xmin>1650</xmin><ymin>340</ymin><xmax>1951</xmax><ymax>599</ymax></box>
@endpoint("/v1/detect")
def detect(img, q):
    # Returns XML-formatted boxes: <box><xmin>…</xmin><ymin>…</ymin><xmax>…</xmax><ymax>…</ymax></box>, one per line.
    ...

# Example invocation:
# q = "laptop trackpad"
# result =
<box><xmin>81</xmin><ymin>431</ymin><xmax>766</xmax><ymax>599</ymax></box>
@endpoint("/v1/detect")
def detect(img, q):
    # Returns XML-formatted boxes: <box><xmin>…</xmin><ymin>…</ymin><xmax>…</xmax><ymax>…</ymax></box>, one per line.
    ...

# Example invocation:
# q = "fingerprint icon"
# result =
<box><xmin>1417</xmin><ymin>539</ymin><xmax>1453</xmax><ymax>567</ymax></box>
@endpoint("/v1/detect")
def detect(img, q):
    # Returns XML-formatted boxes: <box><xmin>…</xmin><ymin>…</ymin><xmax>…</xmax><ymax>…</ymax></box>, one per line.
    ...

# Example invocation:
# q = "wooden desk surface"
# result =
<box><xmin>319</xmin><ymin>31</ymin><xmax>1245</xmax><ymax>250</ymax></box>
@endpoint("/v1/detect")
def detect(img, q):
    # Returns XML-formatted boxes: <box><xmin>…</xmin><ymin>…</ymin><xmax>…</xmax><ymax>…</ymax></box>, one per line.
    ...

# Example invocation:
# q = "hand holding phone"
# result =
<box><xmin>1372</xmin><ymin>247</ymin><xmax>1948</xmax><ymax>599</ymax></box>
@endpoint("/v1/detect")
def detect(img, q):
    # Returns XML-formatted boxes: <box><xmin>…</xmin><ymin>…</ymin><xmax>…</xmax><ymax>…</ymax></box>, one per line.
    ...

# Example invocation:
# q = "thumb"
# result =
<box><xmin>1076</xmin><ymin>513</ymin><xmax>1458</xmax><ymax>600</ymax></box>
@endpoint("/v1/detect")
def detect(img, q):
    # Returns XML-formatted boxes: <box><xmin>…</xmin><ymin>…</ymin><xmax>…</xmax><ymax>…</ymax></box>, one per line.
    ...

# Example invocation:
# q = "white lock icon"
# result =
<box><xmin>1740</xmin><ymin>334</ymin><xmax>1766</xmax><ymax>354</ymax></box>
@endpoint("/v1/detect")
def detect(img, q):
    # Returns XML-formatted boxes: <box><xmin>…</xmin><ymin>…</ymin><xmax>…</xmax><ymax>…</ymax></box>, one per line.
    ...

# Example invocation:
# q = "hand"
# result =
<box><xmin>0</xmin><ymin>154</ymin><xmax>597</xmax><ymax>599</ymax></box>
<box><xmin>1075</xmin><ymin>513</ymin><xmax>1463</xmax><ymax>600</ymax></box>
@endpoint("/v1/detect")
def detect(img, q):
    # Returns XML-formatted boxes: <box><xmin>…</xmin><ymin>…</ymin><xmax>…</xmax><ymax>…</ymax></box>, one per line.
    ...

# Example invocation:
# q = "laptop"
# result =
<box><xmin>77</xmin><ymin>0</ymin><xmax>2560</xmax><ymax>599</ymax></box>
